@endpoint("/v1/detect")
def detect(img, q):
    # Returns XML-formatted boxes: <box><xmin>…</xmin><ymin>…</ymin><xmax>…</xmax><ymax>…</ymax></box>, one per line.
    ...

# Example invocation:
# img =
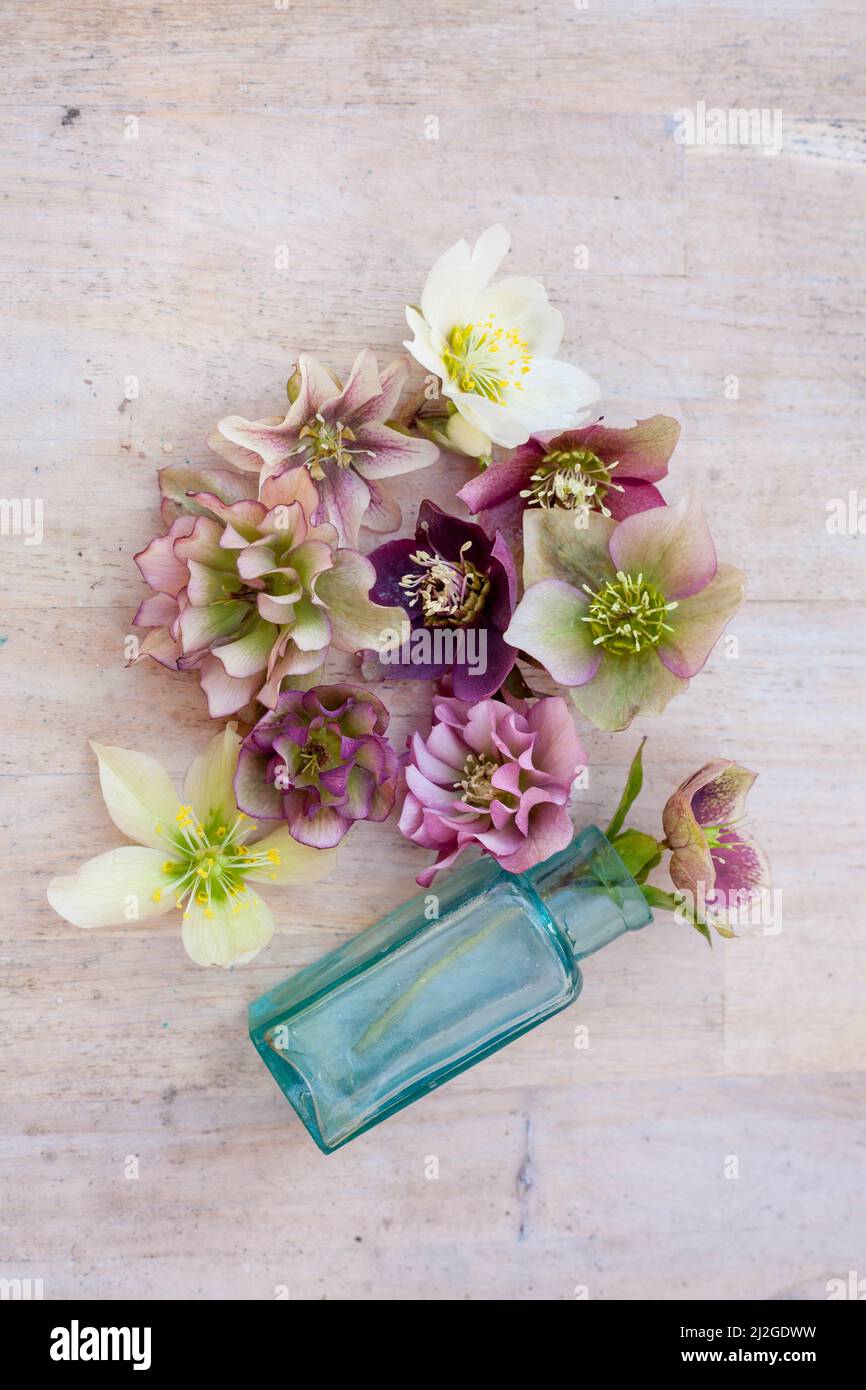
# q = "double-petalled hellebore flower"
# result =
<box><xmin>505</xmin><ymin>494</ymin><xmax>745</xmax><ymax>731</ymax></box>
<box><xmin>367</xmin><ymin>500</ymin><xmax>518</xmax><ymax>702</ymax></box>
<box><xmin>46</xmin><ymin>726</ymin><xmax>337</xmax><ymax>967</ymax></box>
<box><xmin>662</xmin><ymin>760</ymin><xmax>771</xmax><ymax>929</ymax></box>
<box><xmin>458</xmin><ymin>415</ymin><xmax>677</xmax><ymax>544</ymax></box>
<box><xmin>209</xmin><ymin>350</ymin><xmax>439</xmax><ymax>547</ymax></box>
<box><xmin>133</xmin><ymin>466</ymin><xmax>405</xmax><ymax>718</ymax></box>
<box><xmin>399</xmin><ymin>692</ymin><xmax>587</xmax><ymax>886</ymax></box>
<box><xmin>404</xmin><ymin>224</ymin><xmax>600</xmax><ymax>450</ymax></box>
<box><xmin>234</xmin><ymin>684</ymin><xmax>399</xmax><ymax>849</ymax></box>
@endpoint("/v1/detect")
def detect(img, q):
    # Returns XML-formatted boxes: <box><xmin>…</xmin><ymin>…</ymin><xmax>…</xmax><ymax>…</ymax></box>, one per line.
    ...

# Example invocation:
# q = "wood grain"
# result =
<box><xmin>1</xmin><ymin>0</ymin><xmax>864</xmax><ymax>1302</ymax></box>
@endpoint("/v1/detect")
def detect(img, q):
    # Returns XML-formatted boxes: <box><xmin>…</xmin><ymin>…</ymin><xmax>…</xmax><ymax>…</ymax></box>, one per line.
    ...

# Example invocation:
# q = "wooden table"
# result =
<box><xmin>1</xmin><ymin>0</ymin><xmax>864</xmax><ymax>1301</ymax></box>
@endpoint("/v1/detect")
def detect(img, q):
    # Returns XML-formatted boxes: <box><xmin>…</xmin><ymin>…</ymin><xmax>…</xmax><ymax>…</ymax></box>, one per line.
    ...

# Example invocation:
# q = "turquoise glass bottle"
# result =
<box><xmin>248</xmin><ymin>825</ymin><xmax>651</xmax><ymax>1153</ymax></box>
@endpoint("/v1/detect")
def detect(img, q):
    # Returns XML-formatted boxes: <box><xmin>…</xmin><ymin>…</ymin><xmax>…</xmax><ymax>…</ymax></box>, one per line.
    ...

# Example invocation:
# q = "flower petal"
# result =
<box><xmin>361</xmin><ymin>476</ymin><xmax>403</xmax><ymax>534</ymax></box>
<box><xmin>691</xmin><ymin>760</ymin><xmax>756</xmax><ymax>830</ymax></box>
<box><xmin>504</xmin><ymin>580</ymin><xmax>601</xmax><ymax>687</ymax></box>
<box><xmin>606</xmin><ymin>478</ymin><xmax>667</xmax><ymax>521</ymax></box>
<box><xmin>665</xmin><ymin>804</ymin><xmax>717</xmax><ymax>901</ymax></box>
<box><xmin>284</xmin><ymin>799</ymin><xmax>350</xmax><ymax>848</ymax></box>
<box><xmin>182</xmin><ymin>724</ymin><xmax>242</xmax><ymax>831</ymax></box>
<box><xmin>47</xmin><ymin>847</ymin><xmax>175</xmax><ymax>929</ymax></box>
<box><xmin>210</xmin><ymin>414</ymin><xmax>290</xmax><ymax>472</ymax></box>
<box><xmin>569</xmin><ymin>647</ymin><xmax>687</xmax><ymax>731</ymax></box>
<box><xmin>351</xmin><ymin>355</ymin><xmax>409</xmax><ymax>427</ymax></box>
<box><xmin>473</xmin><ymin>275</ymin><xmax>564</xmax><ymax>357</ymax></box>
<box><xmin>199</xmin><ymin>655</ymin><xmax>262</xmax><ymax>718</ymax></box>
<box><xmin>658</xmin><ymin>563</ymin><xmax>746</xmax><ymax>678</ymax></box>
<box><xmin>526</xmin><ymin>696</ymin><xmax>586</xmax><ymax>784</ymax></box>
<box><xmin>498</xmin><ymin>802</ymin><xmax>574</xmax><ymax>874</ymax></box>
<box><xmin>179</xmin><ymin>599</ymin><xmax>248</xmax><ymax>654</ymax></box>
<box><xmin>353</xmin><ymin>422</ymin><xmax>439</xmax><ymax>480</ymax></box>
<box><xmin>404</xmin><ymin>305</ymin><xmax>446</xmax><ymax>379</ymax></box>
<box><xmin>320</xmin><ymin>347</ymin><xmax>382</xmax><ymax>421</ymax></box>
<box><xmin>426</xmin><ymin>224</ymin><xmax>510</xmax><ymax>332</ymax></box>
<box><xmin>609</xmin><ymin>492</ymin><xmax>717</xmax><ymax>600</ymax></box>
<box><xmin>90</xmin><ymin>742</ymin><xmax>181</xmax><ymax>850</ymax></box>
<box><xmin>711</xmin><ymin>829</ymin><xmax>772</xmax><ymax>905</ymax></box>
<box><xmin>316</xmin><ymin>550</ymin><xmax>406</xmax><ymax>653</ymax></box>
<box><xmin>289</xmin><ymin>354</ymin><xmax>342</xmax><ymax>423</ymax></box>
<box><xmin>575</xmin><ymin>414</ymin><xmax>680</xmax><ymax>483</ymax></box>
<box><xmin>523</xmin><ymin>507</ymin><xmax>616</xmax><ymax>590</ymax></box>
<box><xmin>259</xmin><ymin>464</ymin><xmax>321</xmax><ymax>516</ymax></box>
<box><xmin>420</xmin><ymin>234</ymin><xmax>471</xmax><ymax>325</ymax></box>
<box><xmin>233</xmin><ymin>745</ymin><xmax>284</xmax><ymax>820</ymax></box>
<box><xmin>181</xmin><ymin>889</ymin><xmax>274</xmax><ymax>969</ymax></box>
<box><xmin>158</xmin><ymin>462</ymin><xmax>258</xmax><ymax>520</ymax></box>
<box><xmin>457</xmin><ymin>441</ymin><xmax>542</xmax><ymax>514</ymax></box>
<box><xmin>245</xmin><ymin>825</ymin><xmax>339</xmax><ymax>885</ymax></box>
<box><xmin>313</xmin><ymin>459</ymin><xmax>371</xmax><ymax>549</ymax></box>
<box><xmin>134</xmin><ymin>517</ymin><xmax>196</xmax><ymax>597</ymax></box>
<box><xmin>450</xmin><ymin>627</ymin><xmax>517</xmax><ymax>702</ymax></box>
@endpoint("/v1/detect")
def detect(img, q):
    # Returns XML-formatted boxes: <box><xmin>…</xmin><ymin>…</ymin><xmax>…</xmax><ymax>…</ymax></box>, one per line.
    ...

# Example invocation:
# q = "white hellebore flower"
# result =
<box><xmin>47</xmin><ymin>725</ymin><xmax>337</xmax><ymax>968</ymax></box>
<box><xmin>405</xmin><ymin>224</ymin><xmax>600</xmax><ymax>450</ymax></box>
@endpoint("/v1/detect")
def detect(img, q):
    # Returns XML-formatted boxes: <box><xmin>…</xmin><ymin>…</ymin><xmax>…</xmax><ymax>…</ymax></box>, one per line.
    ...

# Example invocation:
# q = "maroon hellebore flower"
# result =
<box><xmin>457</xmin><ymin>415</ymin><xmax>679</xmax><ymax>546</ymax></box>
<box><xmin>366</xmin><ymin>500</ymin><xmax>518</xmax><ymax>702</ymax></box>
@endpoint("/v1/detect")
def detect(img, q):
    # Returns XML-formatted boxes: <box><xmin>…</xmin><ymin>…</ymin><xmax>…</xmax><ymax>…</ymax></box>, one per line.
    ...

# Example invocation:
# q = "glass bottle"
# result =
<box><xmin>248</xmin><ymin>825</ymin><xmax>651</xmax><ymax>1153</ymax></box>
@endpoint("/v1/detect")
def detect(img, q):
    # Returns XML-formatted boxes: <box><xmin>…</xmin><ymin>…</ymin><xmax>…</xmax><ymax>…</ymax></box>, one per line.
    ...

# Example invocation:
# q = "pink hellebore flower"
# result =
<box><xmin>132</xmin><ymin>465</ymin><xmax>405</xmax><ymax>718</ymax></box>
<box><xmin>399</xmin><ymin>693</ymin><xmax>586</xmax><ymax>887</ymax></box>
<box><xmin>505</xmin><ymin>494</ymin><xmax>745</xmax><ymax>731</ymax></box>
<box><xmin>208</xmin><ymin>350</ymin><xmax>439</xmax><ymax>548</ymax></box>
<box><xmin>457</xmin><ymin>415</ymin><xmax>678</xmax><ymax>550</ymax></box>
<box><xmin>234</xmin><ymin>684</ymin><xmax>399</xmax><ymax>849</ymax></box>
<box><xmin>662</xmin><ymin>760</ymin><xmax>771</xmax><ymax>928</ymax></box>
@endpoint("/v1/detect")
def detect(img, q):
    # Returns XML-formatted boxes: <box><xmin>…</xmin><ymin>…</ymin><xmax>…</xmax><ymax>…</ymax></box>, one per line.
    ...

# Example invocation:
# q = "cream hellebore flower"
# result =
<box><xmin>47</xmin><ymin>726</ymin><xmax>337</xmax><ymax>968</ymax></box>
<box><xmin>404</xmin><ymin>224</ymin><xmax>600</xmax><ymax>451</ymax></box>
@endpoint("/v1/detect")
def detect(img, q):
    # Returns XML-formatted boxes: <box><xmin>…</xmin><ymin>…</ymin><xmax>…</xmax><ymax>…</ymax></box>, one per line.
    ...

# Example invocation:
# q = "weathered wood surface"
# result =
<box><xmin>1</xmin><ymin>0</ymin><xmax>864</xmax><ymax>1301</ymax></box>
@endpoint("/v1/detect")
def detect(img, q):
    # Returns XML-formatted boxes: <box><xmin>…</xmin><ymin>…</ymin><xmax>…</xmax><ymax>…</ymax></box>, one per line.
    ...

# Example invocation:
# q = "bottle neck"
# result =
<box><xmin>525</xmin><ymin>825</ymin><xmax>652</xmax><ymax>961</ymax></box>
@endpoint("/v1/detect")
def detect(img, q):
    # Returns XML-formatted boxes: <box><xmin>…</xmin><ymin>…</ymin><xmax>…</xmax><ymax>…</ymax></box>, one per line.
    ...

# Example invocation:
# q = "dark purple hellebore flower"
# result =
<box><xmin>367</xmin><ymin>500</ymin><xmax>518</xmax><ymax>702</ymax></box>
<box><xmin>457</xmin><ymin>415</ymin><xmax>679</xmax><ymax>547</ymax></box>
<box><xmin>234</xmin><ymin>684</ymin><xmax>399</xmax><ymax>849</ymax></box>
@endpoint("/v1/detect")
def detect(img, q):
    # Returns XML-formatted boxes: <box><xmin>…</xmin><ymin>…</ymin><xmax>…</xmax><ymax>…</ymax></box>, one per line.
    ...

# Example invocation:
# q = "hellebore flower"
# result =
<box><xmin>208</xmin><ymin>350</ymin><xmax>439</xmax><ymax>547</ymax></box>
<box><xmin>662</xmin><ymin>760</ymin><xmax>771</xmax><ymax>929</ymax></box>
<box><xmin>399</xmin><ymin>692</ymin><xmax>587</xmax><ymax>886</ymax></box>
<box><xmin>133</xmin><ymin>465</ymin><xmax>405</xmax><ymax>719</ymax></box>
<box><xmin>234</xmin><ymin>684</ymin><xmax>399</xmax><ymax>849</ymax></box>
<box><xmin>457</xmin><ymin>415</ymin><xmax>678</xmax><ymax>547</ymax></box>
<box><xmin>504</xmin><ymin>494</ymin><xmax>745</xmax><ymax>731</ymax></box>
<box><xmin>404</xmin><ymin>224</ymin><xmax>600</xmax><ymax>450</ymax></box>
<box><xmin>46</xmin><ymin>726</ymin><xmax>337</xmax><ymax>968</ymax></box>
<box><xmin>366</xmin><ymin>500</ymin><xmax>518</xmax><ymax>702</ymax></box>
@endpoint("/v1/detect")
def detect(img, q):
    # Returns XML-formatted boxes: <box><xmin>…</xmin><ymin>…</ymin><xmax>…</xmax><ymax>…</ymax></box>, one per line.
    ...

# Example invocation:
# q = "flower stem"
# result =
<box><xmin>354</xmin><ymin>919</ymin><xmax>498</xmax><ymax>1053</ymax></box>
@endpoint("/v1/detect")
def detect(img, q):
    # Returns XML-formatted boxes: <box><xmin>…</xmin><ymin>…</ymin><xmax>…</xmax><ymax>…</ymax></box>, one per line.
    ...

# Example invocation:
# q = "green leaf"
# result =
<box><xmin>634</xmin><ymin>850</ymin><xmax>662</xmax><ymax>884</ymax></box>
<box><xmin>610</xmin><ymin>828</ymin><xmax>661</xmax><ymax>879</ymax></box>
<box><xmin>605</xmin><ymin>737</ymin><xmax>647</xmax><ymax>839</ymax></box>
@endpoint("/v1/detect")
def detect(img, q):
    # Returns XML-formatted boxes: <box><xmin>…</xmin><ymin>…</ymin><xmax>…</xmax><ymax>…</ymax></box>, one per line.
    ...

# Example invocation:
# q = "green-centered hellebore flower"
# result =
<box><xmin>404</xmin><ymin>225</ymin><xmax>600</xmax><ymax>449</ymax></box>
<box><xmin>504</xmin><ymin>494</ymin><xmax>745</xmax><ymax>730</ymax></box>
<box><xmin>133</xmin><ymin>464</ymin><xmax>405</xmax><ymax>719</ymax></box>
<box><xmin>662</xmin><ymin>759</ymin><xmax>771</xmax><ymax>930</ymax></box>
<box><xmin>47</xmin><ymin>726</ymin><xmax>337</xmax><ymax>968</ymax></box>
